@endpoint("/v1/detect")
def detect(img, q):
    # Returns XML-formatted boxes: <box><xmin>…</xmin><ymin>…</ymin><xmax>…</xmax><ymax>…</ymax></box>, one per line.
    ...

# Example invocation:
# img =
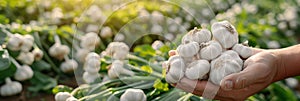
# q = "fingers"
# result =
<box><xmin>251</xmin><ymin>47</ymin><xmax>264</xmax><ymax>55</ymax></box>
<box><xmin>221</xmin><ymin>63</ymin><xmax>269</xmax><ymax>91</ymax></box>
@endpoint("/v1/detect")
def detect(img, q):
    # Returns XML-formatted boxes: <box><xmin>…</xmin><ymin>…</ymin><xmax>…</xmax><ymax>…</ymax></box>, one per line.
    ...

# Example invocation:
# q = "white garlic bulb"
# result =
<box><xmin>176</xmin><ymin>42</ymin><xmax>199</xmax><ymax>57</ymax></box>
<box><xmin>49</xmin><ymin>43</ymin><xmax>70</xmax><ymax>60</ymax></box>
<box><xmin>165</xmin><ymin>55</ymin><xmax>185</xmax><ymax>83</ymax></box>
<box><xmin>17</xmin><ymin>51</ymin><xmax>34</xmax><ymax>65</ymax></box>
<box><xmin>14</xmin><ymin>65</ymin><xmax>34</xmax><ymax>81</ymax></box>
<box><xmin>80</xmin><ymin>32</ymin><xmax>100</xmax><ymax>51</ymax></box>
<box><xmin>85</xmin><ymin>52</ymin><xmax>100</xmax><ymax>61</ymax></box>
<box><xmin>108</xmin><ymin>60</ymin><xmax>134</xmax><ymax>79</ymax></box>
<box><xmin>100</xmin><ymin>26</ymin><xmax>113</xmax><ymax>38</ymax></box>
<box><xmin>82</xmin><ymin>72</ymin><xmax>100</xmax><ymax>83</ymax></box>
<box><xmin>185</xmin><ymin>60</ymin><xmax>210</xmax><ymax>80</ymax></box>
<box><xmin>120</xmin><ymin>89</ymin><xmax>147</xmax><ymax>101</ymax></box>
<box><xmin>32</xmin><ymin>48</ymin><xmax>44</xmax><ymax>61</ymax></box>
<box><xmin>199</xmin><ymin>40</ymin><xmax>222</xmax><ymax>60</ymax></box>
<box><xmin>211</xmin><ymin>20</ymin><xmax>238</xmax><ymax>49</ymax></box>
<box><xmin>66</xmin><ymin>96</ymin><xmax>78</xmax><ymax>101</ymax></box>
<box><xmin>151</xmin><ymin>40</ymin><xmax>164</xmax><ymax>50</ymax></box>
<box><xmin>210</xmin><ymin>53</ymin><xmax>243</xmax><ymax>85</ymax></box>
<box><xmin>7</xmin><ymin>34</ymin><xmax>24</xmax><ymax>51</ymax></box>
<box><xmin>181</xmin><ymin>28</ymin><xmax>212</xmax><ymax>44</ymax></box>
<box><xmin>232</xmin><ymin>44</ymin><xmax>253</xmax><ymax>58</ymax></box>
<box><xmin>20</xmin><ymin>34</ymin><xmax>34</xmax><ymax>52</ymax></box>
<box><xmin>222</xmin><ymin>50</ymin><xmax>243</xmax><ymax>66</ymax></box>
<box><xmin>0</xmin><ymin>78</ymin><xmax>22</xmax><ymax>96</ymax></box>
<box><xmin>151</xmin><ymin>24</ymin><xmax>163</xmax><ymax>34</ymax></box>
<box><xmin>106</xmin><ymin>42</ymin><xmax>129</xmax><ymax>60</ymax></box>
<box><xmin>55</xmin><ymin>92</ymin><xmax>72</xmax><ymax>101</ymax></box>
<box><xmin>75</xmin><ymin>48</ymin><xmax>90</xmax><ymax>63</ymax></box>
<box><xmin>60</xmin><ymin>59</ymin><xmax>78</xmax><ymax>73</ymax></box>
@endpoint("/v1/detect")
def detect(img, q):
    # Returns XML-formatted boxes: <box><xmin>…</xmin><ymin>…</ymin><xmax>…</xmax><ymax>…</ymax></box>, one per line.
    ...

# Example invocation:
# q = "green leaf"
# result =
<box><xmin>141</xmin><ymin>65</ymin><xmax>153</xmax><ymax>74</ymax></box>
<box><xmin>0</xmin><ymin>60</ymin><xmax>17</xmax><ymax>82</ymax></box>
<box><xmin>52</xmin><ymin>85</ymin><xmax>73</xmax><ymax>94</ymax></box>
<box><xmin>31</xmin><ymin>60</ymin><xmax>51</xmax><ymax>71</ymax></box>
<box><xmin>28</xmin><ymin>71</ymin><xmax>57</xmax><ymax>92</ymax></box>
<box><xmin>133</xmin><ymin>45</ymin><xmax>156</xmax><ymax>59</ymax></box>
<box><xmin>268</xmin><ymin>82</ymin><xmax>297</xmax><ymax>101</ymax></box>
<box><xmin>0</xmin><ymin>49</ymin><xmax>10</xmax><ymax>71</ymax></box>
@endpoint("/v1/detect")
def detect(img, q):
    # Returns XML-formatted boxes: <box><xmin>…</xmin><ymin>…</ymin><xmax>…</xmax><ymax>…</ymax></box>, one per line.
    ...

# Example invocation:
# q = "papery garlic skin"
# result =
<box><xmin>120</xmin><ymin>89</ymin><xmax>147</xmax><ymax>101</ymax></box>
<box><xmin>14</xmin><ymin>65</ymin><xmax>34</xmax><ymax>81</ymax></box>
<box><xmin>210</xmin><ymin>54</ymin><xmax>243</xmax><ymax>85</ymax></box>
<box><xmin>7</xmin><ymin>34</ymin><xmax>24</xmax><ymax>51</ymax></box>
<box><xmin>80</xmin><ymin>32</ymin><xmax>100</xmax><ymax>51</ymax></box>
<box><xmin>212</xmin><ymin>20</ymin><xmax>238</xmax><ymax>49</ymax></box>
<box><xmin>165</xmin><ymin>55</ymin><xmax>185</xmax><ymax>83</ymax></box>
<box><xmin>55</xmin><ymin>92</ymin><xmax>72</xmax><ymax>101</ymax></box>
<box><xmin>232</xmin><ymin>44</ymin><xmax>253</xmax><ymax>58</ymax></box>
<box><xmin>49</xmin><ymin>43</ymin><xmax>70</xmax><ymax>60</ymax></box>
<box><xmin>108</xmin><ymin>60</ymin><xmax>134</xmax><ymax>79</ymax></box>
<box><xmin>20</xmin><ymin>35</ymin><xmax>34</xmax><ymax>52</ymax></box>
<box><xmin>106</xmin><ymin>42</ymin><xmax>129</xmax><ymax>60</ymax></box>
<box><xmin>185</xmin><ymin>60</ymin><xmax>210</xmax><ymax>80</ymax></box>
<box><xmin>82</xmin><ymin>72</ymin><xmax>100</xmax><ymax>83</ymax></box>
<box><xmin>85</xmin><ymin>52</ymin><xmax>100</xmax><ymax>61</ymax></box>
<box><xmin>0</xmin><ymin>78</ymin><xmax>22</xmax><ymax>96</ymax></box>
<box><xmin>17</xmin><ymin>52</ymin><xmax>34</xmax><ymax>65</ymax></box>
<box><xmin>199</xmin><ymin>40</ymin><xmax>222</xmax><ymax>60</ymax></box>
<box><xmin>60</xmin><ymin>59</ymin><xmax>78</xmax><ymax>73</ymax></box>
<box><xmin>182</xmin><ymin>28</ymin><xmax>212</xmax><ymax>44</ymax></box>
<box><xmin>176</xmin><ymin>42</ymin><xmax>199</xmax><ymax>58</ymax></box>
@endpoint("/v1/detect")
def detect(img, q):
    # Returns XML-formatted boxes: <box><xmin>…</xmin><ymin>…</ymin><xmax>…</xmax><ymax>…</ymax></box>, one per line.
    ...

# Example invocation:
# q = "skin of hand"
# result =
<box><xmin>168</xmin><ymin>48</ymin><xmax>286</xmax><ymax>101</ymax></box>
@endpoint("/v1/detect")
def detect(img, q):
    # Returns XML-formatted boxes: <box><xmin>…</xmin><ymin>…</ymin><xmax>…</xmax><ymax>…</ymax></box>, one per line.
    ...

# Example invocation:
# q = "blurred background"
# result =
<box><xmin>0</xmin><ymin>0</ymin><xmax>300</xmax><ymax>100</ymax></box>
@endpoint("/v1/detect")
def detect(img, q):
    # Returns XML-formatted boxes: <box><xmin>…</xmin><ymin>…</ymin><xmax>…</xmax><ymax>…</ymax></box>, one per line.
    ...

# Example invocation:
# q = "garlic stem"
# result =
<box><xmin>5</xmin><ymin>77</ymin><xmax>12</xmax><ymax>84</ymax></box>
<box><xmin>54</xmin><ymin>35</ymin><xmax>61</xmax><ymax>44</ymax></box>
<box><xmin>64</xmin><ymin>55</ymin><xmax>70</xmax><ymax>61</ymax></box>
<box><xmin>10</xmin><ymin>57</ymin><xmax>21</xmax><ymax>68</ymax></box>
<box><xmin>1</xmin><ymin>27</ymin><xmax>13</xmax><ymax>37</ymax></box>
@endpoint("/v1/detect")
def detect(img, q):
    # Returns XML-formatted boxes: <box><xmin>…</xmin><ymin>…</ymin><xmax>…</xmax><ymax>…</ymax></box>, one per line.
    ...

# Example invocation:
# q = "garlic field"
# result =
<box><xmin>0</xmin><ymin>0</ymin><xmax>300</xmax><ymax>101</ymax></box>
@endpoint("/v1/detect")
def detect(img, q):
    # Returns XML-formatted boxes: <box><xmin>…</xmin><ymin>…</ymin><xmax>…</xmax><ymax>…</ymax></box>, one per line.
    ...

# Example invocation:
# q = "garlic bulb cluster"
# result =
<box><xmin>55</xmin><ymin>92</ymin><xmax>77</xmax><ymax>101</ymax></box>
<box><xmin>82</xmin><ymin>52</ymin><xmax>101</xmax><ymax>83</ymax></box>
<box><xmin>165</xmin><ymin>20</ymin><xmax>255</xmax><ymax>85</ymax></box>
<box><xmin>0</xmin><ymin>78</ymin><xmax>22</xmax><ymax>96</ymax></box>
<box><xmin>105</xmin><ymin>42</ymin><xmax>129</xmax><ymax>60</ymax></box>
<box><xmin>7</xmin><ymin>34</ymin><xmax>34</xmax><ymax>52</ymax></box>
<box><xmin>80</xmin><ymin>32</ymin><xmax>100</xmax><ymax>51</ymax></box>
<box><xmin>108</xmin><ymin>60</ymin><xmax>134</xmax><ymax>79</ymax></box>
<box><xmin>120</xmin><ymin>89</ymin><xmax>147</xmax><ymax>101</ymax></box>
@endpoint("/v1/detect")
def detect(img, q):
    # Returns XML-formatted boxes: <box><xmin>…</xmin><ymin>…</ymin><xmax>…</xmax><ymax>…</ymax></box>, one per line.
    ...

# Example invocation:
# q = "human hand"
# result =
<box><xmin>169</xmin><ymin>48</ymin><xmax>285</xmax><ymax>100</ymax></box>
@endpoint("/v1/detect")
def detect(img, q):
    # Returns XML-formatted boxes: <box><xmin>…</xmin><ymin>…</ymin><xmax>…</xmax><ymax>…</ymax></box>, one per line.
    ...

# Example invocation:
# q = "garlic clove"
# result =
<box><xmin>60</xmin><ymin>59</ymin><xmax>78</xmax><ymax>73</ymax></box>
<box><xmin>7</xmin><ymin>34</ymin><xmax>24</xmax><ymax>51</ymax></box>
<box><xmin>185</xmin><ymin>60</ymin><xmax>210</xmax><ymax>80</ymax></box>
<box><xmin>211</xmin><ymin>20</ymin><xmax>238</xmax><ymax>49</ymax></box>
<box><xmin>199</xmin><ymin>40</ymin><xmax>222</xmax><ymax>60</ymax></box>
<box><xmin>176</xmin><ymin>42</ymin><xmax>199</xmax><ymax>57</ymax></box>
<box><xmin>232</xmin><ymin>44</ymin><xmax>253</xmax><ymax>59</ymax></box>
<box><xmin>14</xmin><ymin>65</ymin><xmax>34</xmax><ymax>81</ymax></box>
<box><xmin>20</xmin><ymin>35</ymin><xmax>34</xmax><ymax>52</ymax></box>
<box><xmin>182</xmin><ymin>28</ymin><xmax>212</xmax><ymax>44</ymax></box>
<box><xmin>165</xmin><ymin>55</ymin><xmax>185</xmax><ymax>83</ymax></box>
<box><xmin>120</xmin><ymin>89</ymin><xmax>147</xmax><ymax>101</ymax></box>
<box><xmin>55</xmin><ymin>92</ymin><xmax>72</xmax><ymax>101</ymax></box>
<box><xmin>222</xmin><ymin>50</ymin><xmax>243</xmax><ymax>67</ymax></box>
<box><xmin>32</xmin><ymin>48</ymin><xmax>44</xmax><ymax>61</ymax></box>
<box><xmin>82</xmin><ymin>72</ymin><xmax>100</xmax><ymax>83</ymax></box>
<box><xmin>49</xmin><ymin>44</ymin><xmax>70</xmax><ymax>60</ymax></box>
<box><xmin>16</xmin><ymin>51</ymin><xmax>34</xmax><ymax>65</ymax></box>
<box><xmin>105</xmin><ymin>42</ymin><xmax>129</xmax><ymax>60</ymax></box>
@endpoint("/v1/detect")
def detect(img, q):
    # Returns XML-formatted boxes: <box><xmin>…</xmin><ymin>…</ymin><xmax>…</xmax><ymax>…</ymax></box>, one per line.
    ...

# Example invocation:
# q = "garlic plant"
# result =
<box><xmin>165</xmin><ymin>20</ymin><xmax>255</xmax><ymax>85</ymax></box>
<box><xmin>108</xmin><ymin>60</ymin><xmax>134</xmax><ymax>79</ymax></box>
<box><xmin>11</xmin><ymin>56</ymin><xmax>34</xmax><ymax>81</ymax></box>
<box><xmin>60</xmin><ymin>56</ymin><xmax>78</xmax><ymax>73</ymax></box>
<box><xmin>105</xmin><ymin>42</ymin><xmax>129</xmax><ymax>60</ymax></box>
<box><xmin>80</xmin><ymin>32</ymin><xmax>100</xmax><ymax>51</ymax></box>
<box><xmin>0</xmin><ymin>78</ymin><xmax>22</xmax><ymax>96</ymax></box>
<box><xmin>16</xmin><ymin>51</ymin><xmax>35</xmax><ymax>65</ymax></box>
<box><xmin>49</xmin><ymin>35</ymin><xmax>70</xmax><ymax>60</ymax></box>
<box><xmin>82</xmin><ymin>52</ymin><xmax>101</xmax><ymax>83</ymax></box>
<box><xmin>20</xmin><ymin>34</ymin><xmax>34</xmax><ymax>52</ymax></box>
<box><xmin>120</xmin><ymin>89</ymin><xmax>147</xmax><ymax>101</ymax></box>
<box><xmin>32</xmin><ymin>48</ymin><xmax>44</xmax><ymax>61</ymax></box>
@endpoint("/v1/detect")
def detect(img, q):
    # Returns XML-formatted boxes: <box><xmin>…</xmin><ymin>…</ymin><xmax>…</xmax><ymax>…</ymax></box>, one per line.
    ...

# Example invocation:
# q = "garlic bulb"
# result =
<box><xmin>199</xmin><ymin>40</ymin><xmax>222</xmax><ymax>60</ymax></box>
<box><xmin>100</xmin><ymin>26</ymin><xmax>113</xmax><ymax>38</ymax></box>
<box><xmin>80</xmin><ymin>32</ymin><xmax>100</xmax><ymax>51</ymax></box>
<box><xmin>185</xmin><ymin>60</ymin><xmax>210</xmax><ymax>80</ymax></box>
<box><xmin>120</xmin><ymin>89</ymin><xmax>147</xmax><ymax>101</ymax></box>
<box><xmin>151</xmin><ymin>40</ymin><xmax>164</xmax><ymax>50</ymax></box>
<box><xmin>181</xmin><ymin>28</ymin><xmax>211</xmax><ymax>44</ymax></box>
<box><xmin>60</xmin><ymin>59</ymin><xmax>78</xmax><ymax>73</ymax></box>
<box><xmin>17</xmin><ymin>51</ymin><xmax>34</xmax><ymax>65</ymax></box>
<box><xmin>82</xmin><ymin>72</ymin><xmax>100</xmax><ymax>83</ymax></box>
<box><xmin>75</xmin><ymin>48</ymin><xmax>90</xmax><ymax>63</ymax></box>
<box><xmin>7</xmin><ymin>34</ymin><xmax>24</xmax><ymax>51</ymax></box>
<box><xmin>222</xmin><ymin>50</ymin><xmax>243</xmax><ymax>66</ymax></box>
<box><xmin>0</xmin><ymin>78</ymin><xmax>22</xmax><ymax>96</ymax></box>
<box><xmin>210</xmin><ymin>53</ymin><xmax>243</xmax><ymax>85</ymax></box>
<box><xmin>49</xmin><ymin>43</ymin><xmax>70</xmax><ymax>60</ymax></box>
<box><xmin>85</xmin><ymin>52</ymin><xmax>100</xmax><ymax>61</ymax></box>
<box><xmin>20</xmin><ymin>35</ymin><xmax>34</xmax><ymax>52</ymax></box>
<box><xmin>14</xmin><ymin>65</ymin><xmax>34</xmax><ymax>81</ymax></box>
<box><xmin>211</xmin><ymin>20</ymin><xmax>238</xmax><ymax>49</ymax></box>
<box><xmin>151</xmin><ymin>24</ymin><xmax>163</xmax><ymax>34</ymax></box>
<box><xmin>108</xmin><ymin>60</ymin><xmax>134</xmax><ymax>79</ymax></box>
<box><xmin>55</xmin><ymin>92</ymin><xmax>72</xmax><ymax>101</ymax></box>
<box><xmin>66</xmin><ymin>96</ymin><xmax>78</xmax><ymax>101</ymax></box>
<box><xmin>232</xmin><ymin>44</ymin><xmax>253</xmax><ymax>58</ymax></box>
<box><xmin>176</xmin><ymin>42</ymin><xmax>199</xmax><ymax>57</ymax></box>
<box><xmin>165</xmin><ymin>55</ymin><xmax>185</xmax><ymax>83</ymax></box>
<box><xmin>106</xmin><ymin>42</ymin><xmax>129</xmax><ymax>60</ymax></box>
<box><xmin>32</xmin><ymin>48</ymin><xmax>44</xmax><ymax>61</ymax></box>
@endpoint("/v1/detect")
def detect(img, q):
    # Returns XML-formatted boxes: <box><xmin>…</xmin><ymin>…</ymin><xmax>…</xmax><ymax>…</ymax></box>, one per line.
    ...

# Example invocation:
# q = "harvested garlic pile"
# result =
<box><xmin>165</xmin><ymin>20</ymin><xmax>254</xmax><ymax>85</ymax></box>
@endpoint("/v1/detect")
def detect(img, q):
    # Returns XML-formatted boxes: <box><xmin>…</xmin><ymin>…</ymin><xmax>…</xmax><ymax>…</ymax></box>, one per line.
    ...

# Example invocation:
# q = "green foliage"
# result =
<box><xmin>52</xmin><ymin>85</ymin><xmax>73</xmax><ymax>94</ymax></box>
<box><xmin>28</xmin><ymin>71</ymin><xmax>57</xmax><ymax>93</ymax></box>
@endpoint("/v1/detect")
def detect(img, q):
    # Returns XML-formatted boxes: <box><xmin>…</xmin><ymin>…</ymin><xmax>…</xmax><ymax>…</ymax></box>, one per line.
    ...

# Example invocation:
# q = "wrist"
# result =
<box><xmin>268</xmin><ymin>49</ymin><xmax>287</xmax><ymax>82</ymax></box>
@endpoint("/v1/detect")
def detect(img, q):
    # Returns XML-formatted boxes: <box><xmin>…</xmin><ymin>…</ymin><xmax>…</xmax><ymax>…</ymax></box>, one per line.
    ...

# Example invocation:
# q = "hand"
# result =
<box><xmin>169</xmin><ymin>49</ymin><xmax>285</xmax><ymax>100</ymax></box>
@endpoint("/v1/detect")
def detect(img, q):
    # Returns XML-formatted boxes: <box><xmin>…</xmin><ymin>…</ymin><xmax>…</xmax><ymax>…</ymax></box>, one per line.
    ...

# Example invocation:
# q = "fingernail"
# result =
<box><xmin>237</xmin><ymin>77</ymin><xmax>246</xmax><ymax>89</ymax></box>
<box><xmin>224</xmin><ymin>80</ymin><xmax>233</xmax><ymax>90</ymax></box>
